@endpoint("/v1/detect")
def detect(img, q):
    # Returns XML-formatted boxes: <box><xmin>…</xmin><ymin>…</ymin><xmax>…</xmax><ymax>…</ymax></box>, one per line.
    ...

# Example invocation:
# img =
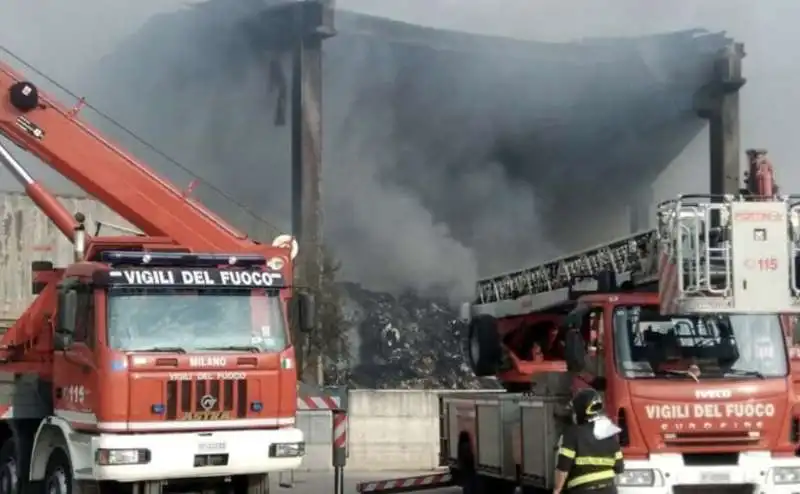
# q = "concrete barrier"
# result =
<box><xmin>296</xmin><ymin>410</ymin><xmax>335</xmax><ymax>471</ymax></box>
<box><xmin>347</xmin><ymin>390</ymin><xmax>441</xmax><ymax>471</ymax></box>
<box><xmin>296</xmin><ymin>389</ymin><xmax>498</xmax><ymax>471</ymax></box>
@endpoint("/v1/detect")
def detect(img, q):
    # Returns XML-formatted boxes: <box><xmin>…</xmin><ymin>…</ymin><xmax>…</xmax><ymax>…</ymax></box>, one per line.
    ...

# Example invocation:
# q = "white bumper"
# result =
<box><xmin>90</xmin><ymin>427</ymin><xmax>304</xmax><ymax>482</ymax></box>
<box><xmin>621</xmin><ymin>452</ymin><xmax>800</xmax><ymax>494</ymax></box>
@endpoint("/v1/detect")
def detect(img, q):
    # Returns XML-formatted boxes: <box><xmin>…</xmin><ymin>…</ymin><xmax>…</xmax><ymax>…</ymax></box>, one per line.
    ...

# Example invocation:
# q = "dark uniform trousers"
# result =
<box><xmin>557</xmin><ymin>423</ymin><xmax>624</xmax><ymax>494</ymax></box>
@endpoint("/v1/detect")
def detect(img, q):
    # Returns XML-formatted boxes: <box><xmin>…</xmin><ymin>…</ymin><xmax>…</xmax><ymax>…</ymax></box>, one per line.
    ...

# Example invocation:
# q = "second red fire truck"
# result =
<box><xmin>359</xmin><ymin>150</ymin><xmax>800</xmax><ymax>494</ymax></box>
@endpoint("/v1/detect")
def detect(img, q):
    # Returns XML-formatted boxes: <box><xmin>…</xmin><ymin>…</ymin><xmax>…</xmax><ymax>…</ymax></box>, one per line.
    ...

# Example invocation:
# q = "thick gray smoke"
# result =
<box><xmin>1</xmin><ymin>0</ymin><xmax>796</xmax><ymax>300</ymax></box>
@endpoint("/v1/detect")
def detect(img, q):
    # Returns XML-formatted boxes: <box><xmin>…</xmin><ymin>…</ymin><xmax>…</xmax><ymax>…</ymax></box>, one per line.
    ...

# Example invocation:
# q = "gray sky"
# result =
<box><xmin>1</xmin><ymin>0</ymin><xmax>794</xmax><ymax>196</ymax></box>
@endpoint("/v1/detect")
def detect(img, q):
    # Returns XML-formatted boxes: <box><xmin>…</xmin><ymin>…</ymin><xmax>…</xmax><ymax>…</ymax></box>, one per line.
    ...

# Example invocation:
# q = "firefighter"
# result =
<box><xmin>553</xmin><ymin>388</ymin><xmax>624</xmax><ymax>494</ymax></box>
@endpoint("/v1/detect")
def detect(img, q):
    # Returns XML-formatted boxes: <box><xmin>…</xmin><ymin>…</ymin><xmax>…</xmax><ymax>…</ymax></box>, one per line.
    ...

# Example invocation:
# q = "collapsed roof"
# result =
<box><xmin>90</xmin><ymin>2</ymin><xmax>737</xmax><ymax>295</ymax></box>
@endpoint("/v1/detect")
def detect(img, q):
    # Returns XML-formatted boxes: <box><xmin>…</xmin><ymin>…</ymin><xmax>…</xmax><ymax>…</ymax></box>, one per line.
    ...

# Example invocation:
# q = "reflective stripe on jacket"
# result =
<box><xmin>556</xmin><ymin>423</ymin><xmax>624</xmax><ymax>491</ymax></box>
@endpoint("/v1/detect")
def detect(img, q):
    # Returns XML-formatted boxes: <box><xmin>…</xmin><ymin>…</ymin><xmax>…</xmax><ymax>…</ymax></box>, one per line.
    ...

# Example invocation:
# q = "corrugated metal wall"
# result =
<box><xmin>0</xmin><ymin>192</ymin><xmax>132</xmax><ymax>322</ymax></box>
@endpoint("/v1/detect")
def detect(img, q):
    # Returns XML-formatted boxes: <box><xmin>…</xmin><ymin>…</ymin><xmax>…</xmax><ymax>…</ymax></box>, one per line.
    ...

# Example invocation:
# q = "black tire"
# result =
<box><xmin>0</xmin><ymin>439</ymin><xmax>18</xmax><ymax>494</ymax></box>
<box><xmin>231</xmin><ymin>474</ymin><xmax>269</xmax><ymax>494</ymax></box>
<box><xmin>482</xmin><ymin>477</ymin><xmax>517</xmax><ymax>494</ymax></box>
<box><xmin>467</xmin><ymin>315</ymin><xmax>502</xmax><ymax>376</ymax></box>
<box><xmin>43</xmin><ymin>448</ymin><xmax>76</xmax><ymax>494</ymax></box>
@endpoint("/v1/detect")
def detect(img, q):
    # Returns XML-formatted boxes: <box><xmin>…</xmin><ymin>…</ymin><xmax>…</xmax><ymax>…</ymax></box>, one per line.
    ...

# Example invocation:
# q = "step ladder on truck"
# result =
<box><xmin>358</xmin><ymin>150</ymin><xmax>800</xmax><ymax>494</ymax></box>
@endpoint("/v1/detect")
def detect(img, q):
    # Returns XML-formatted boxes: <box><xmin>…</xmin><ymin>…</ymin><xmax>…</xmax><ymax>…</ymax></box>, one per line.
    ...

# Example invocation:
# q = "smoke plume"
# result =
<box><xmin>1</xmin><ymin>0</ymin><xmax>795</xmax><ymax>300</ymax></box>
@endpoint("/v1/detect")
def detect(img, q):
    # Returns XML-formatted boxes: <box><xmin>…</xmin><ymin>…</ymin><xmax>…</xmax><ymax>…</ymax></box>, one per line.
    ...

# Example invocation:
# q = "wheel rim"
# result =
<box><xmin>0</xmin><ymin>457</ymin><xmax>17</xmax><ymax>494</ymax></box>
<box><xmin>47</xmin><ymin>467</ymin><xmax>68</xmax><ymax>494</ymax></box>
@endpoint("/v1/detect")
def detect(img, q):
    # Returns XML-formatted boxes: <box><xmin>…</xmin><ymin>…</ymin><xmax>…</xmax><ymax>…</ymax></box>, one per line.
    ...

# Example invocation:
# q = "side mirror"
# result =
<box><xmin>55</xmin><ymin>289</ymin><xmax>78</xmax><ymax>350</ymax></box>
<box><xmin>290</xmin><ymin>292</ymin><xmax>316</xmax><ymax>333</ymax></box>
<box><xmin>564</xmin><ymin>328</ymin><xmax>586</xmax><ymax>372</ymax></box>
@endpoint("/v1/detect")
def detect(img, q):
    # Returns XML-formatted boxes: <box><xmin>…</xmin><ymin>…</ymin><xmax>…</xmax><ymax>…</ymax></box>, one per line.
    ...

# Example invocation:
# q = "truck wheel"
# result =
<box><xmin>483</xmin><ymin>477</ymin><xmax>517</xmax><ymax>494</ymax></box>
<box><xmin>231</xmin><ymin>474</ymin><xmax>269</xmax><ymax>494</ymax></box>
<box><xmin>468</xmin><ymin>315</ymin><xmax>502</xmax><ymax>376</ymax></box>
<box><xmin>43</xmin><ymin>448</ymin><xmax>75</xmax><ymax>494</ymax></box>
<box><xmin>0</xmin><ymin>439</ymin><xmax>18</xmax><ymax>494</ymax></box>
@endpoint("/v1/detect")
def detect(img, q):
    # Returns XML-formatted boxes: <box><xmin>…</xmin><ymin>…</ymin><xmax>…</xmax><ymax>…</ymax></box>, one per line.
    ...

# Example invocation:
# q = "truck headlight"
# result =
<box><xmin>269</xmin><ymin>442</ymin><xmax>305</xmax><ymax>458</ymax></box>
<box><xmin>617</xmin><ymin>469</ymin><xmax>657</xmax><ymax>487</ymax></box>
<box><xmin>95</xmin><ymin>449</ymin><xmax>150</xmax><ymax>466</ymax></box>
<box><xmin>772</xmin><ymin>467</ymin><xmax>800</xmax><ymax>484</ymax></box>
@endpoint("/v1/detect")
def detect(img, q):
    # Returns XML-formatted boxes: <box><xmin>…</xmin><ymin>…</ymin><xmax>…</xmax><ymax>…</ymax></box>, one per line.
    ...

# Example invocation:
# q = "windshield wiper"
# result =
<box><xmin>136</xmin><ymin>346</ymin><xmax>187</xmax><ymax>353</ymax></box>
<box><xmin>197</xmin><ymin>345</ymin><xmax>261</xmax><ymax>353</ymax></box>
<box><xmin>653</xmin><ymin>369</ymin><xmax>699</xmax><ymax>381</ymax></box>
<box><xmin>724</xmin><ymin>368</ymin><xmax>765</xmax><ymax>379</ymax></box>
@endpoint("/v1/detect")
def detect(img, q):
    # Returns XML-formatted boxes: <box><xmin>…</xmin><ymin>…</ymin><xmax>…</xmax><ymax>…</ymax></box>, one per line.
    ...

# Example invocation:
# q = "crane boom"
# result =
<box><xmin>0</xmin><ymin>63</ymin><xmax>255</xmax><ymax>252</ymax></box>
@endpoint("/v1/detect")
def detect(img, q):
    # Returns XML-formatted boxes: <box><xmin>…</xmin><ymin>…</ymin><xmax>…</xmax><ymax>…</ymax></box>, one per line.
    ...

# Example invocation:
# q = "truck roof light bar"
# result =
<box><xmin>100</xmin><ymin>251</ymin><xmax>266</xmax><ymax>267</ymax></box>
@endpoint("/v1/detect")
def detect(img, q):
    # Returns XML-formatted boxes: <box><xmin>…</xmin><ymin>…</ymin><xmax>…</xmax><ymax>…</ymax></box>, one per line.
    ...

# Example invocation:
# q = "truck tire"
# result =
<box><xmin>467</xmin><ymin>315</ymin><xmax>502</xmax><ymax>376</ymax></box>
<box><xmin>231</xmin><ymin>474</ymin><xmax>269</xmax><ymax>494</ymax></box>
<box><xmin>0</xmin><ymin>439</ymin><xmax>18</xmax><ymax>494</ymax></box>
<box><xmin>43</xmin><ymin>448</ymin><xmax>78</xmax><ymax>494</ymax></box>
<box><xmin>482</xmin><ymin>477</ymin><xmax>517</xmax><ymax>494</ymax></box>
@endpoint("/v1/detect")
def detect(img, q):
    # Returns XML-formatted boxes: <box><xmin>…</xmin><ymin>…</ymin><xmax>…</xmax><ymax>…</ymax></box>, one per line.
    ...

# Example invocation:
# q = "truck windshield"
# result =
<box><xmin>107</xmin><ymin>288</ymin><xmax>287</xmax><ymax>352</ymax></box>
<box><xmin>613</xmin><ymin>305</ymin><xmax>787</xmax><ymax>379</ymax></box>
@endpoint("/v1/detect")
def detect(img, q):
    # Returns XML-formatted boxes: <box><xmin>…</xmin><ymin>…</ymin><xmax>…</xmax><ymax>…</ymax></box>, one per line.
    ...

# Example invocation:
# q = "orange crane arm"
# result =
<box><xmin>0</xmin><ymin>62</ymin><xmax>255</xmax><ymax>252</ymax></box>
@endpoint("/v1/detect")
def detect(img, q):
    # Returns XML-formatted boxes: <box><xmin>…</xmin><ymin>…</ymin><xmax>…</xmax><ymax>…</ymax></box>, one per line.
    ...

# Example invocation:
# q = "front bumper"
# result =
<box><xmin>620</xmin><ymin>452</ymin><xmax>800</xmax><ymax>494</ymax></box>
<box><xmin>90</xmin><ymin>427</ymin><xmax>304</xmax><ymax>482</ymax></box>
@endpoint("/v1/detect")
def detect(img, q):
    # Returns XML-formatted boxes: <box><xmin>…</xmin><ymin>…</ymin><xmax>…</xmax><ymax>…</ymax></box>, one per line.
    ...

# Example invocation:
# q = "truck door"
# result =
<box><xmin>53</xmin><ymin>279</ymin><xmax>99</xmax><ymax>430</ymax></box>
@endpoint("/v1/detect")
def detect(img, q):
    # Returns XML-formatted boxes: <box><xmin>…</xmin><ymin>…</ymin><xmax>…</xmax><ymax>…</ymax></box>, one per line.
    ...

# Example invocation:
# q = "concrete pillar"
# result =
<box><xmin>693</xmin><ymin>43</ymin><xmax>747</xmax><ymax>198</ymax></box>
<box><xmin>289</xmin><ymin>0</ymin><xmax>336</xmax><ymax>384</ymax></box>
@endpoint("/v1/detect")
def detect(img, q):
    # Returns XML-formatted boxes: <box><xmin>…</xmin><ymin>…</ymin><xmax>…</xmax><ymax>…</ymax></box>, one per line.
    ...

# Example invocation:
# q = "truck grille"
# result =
<box><xmin>165</xmin><ymin>380</ymin><xmax>247</xmax><ymax>420</ymax></box>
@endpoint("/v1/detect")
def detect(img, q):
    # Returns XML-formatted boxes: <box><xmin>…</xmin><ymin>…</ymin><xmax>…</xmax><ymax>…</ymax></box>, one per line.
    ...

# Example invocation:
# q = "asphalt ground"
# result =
<box><xmin>272</xmin><ymin>470</ymin><xmax>459</xmax><ymax>494</ymax></box>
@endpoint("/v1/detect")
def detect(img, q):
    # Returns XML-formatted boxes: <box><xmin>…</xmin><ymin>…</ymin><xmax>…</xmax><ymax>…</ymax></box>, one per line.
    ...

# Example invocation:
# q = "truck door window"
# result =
<box><xmin>73</xmin><ymin>284</ymin><xmax>94</xmax><ymax>349</ymax></box>
<box><xmin>613</xmin><ymin>305</ymin><xmax>787</xmax><ymax>379</ymax></box>
<box><xmin>585</xmin><ymin>308</ymin><xmax>604</xmax><ymax>376</ymax></box>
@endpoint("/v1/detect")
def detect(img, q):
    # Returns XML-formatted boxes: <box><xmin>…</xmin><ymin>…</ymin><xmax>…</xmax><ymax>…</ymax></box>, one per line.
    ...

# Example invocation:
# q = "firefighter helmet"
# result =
<box><xmin>570</xmin><ymin>388</ymin><xmax>604</xmax><ymax>424</ymax></box>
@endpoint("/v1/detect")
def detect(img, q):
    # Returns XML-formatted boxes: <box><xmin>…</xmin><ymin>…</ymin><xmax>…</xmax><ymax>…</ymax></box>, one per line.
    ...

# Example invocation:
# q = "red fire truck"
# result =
<box><xmin>0</xmin><ymin>54</ymin><xmax>313</xmax><ymax>493</ymax></box>
<box><xmin>358</xmin><ymin>150</ymin><xmax>800</xmax><ymax>494</ymax></box>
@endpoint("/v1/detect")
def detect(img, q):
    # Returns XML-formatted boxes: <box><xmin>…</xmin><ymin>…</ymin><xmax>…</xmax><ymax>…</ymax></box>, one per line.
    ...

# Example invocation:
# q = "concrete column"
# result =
<box><xmin>289</xmin><ymin>0</ymin><xmax>336</xmax><ymax>384</ymax></box>
<box><xmin>693</xmin><ymin>43</ymin><xmax>747</xmax><ymax>198</ymax></box>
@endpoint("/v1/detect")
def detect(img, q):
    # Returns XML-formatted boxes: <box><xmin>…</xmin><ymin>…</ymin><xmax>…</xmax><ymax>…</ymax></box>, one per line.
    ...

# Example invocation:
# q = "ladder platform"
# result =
<box><xmin>658</xmin><ymin>195</ymin><xmax>800</xmax><ymax>314</ymax></box>
<box><xmin>473</xmin><ymin>230</ymin><xmax>660</xmax><ymax>317</ymax></box>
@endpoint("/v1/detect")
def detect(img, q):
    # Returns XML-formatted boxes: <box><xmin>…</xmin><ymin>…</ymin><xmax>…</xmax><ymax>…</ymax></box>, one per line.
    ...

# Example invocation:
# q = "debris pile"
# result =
<box><xmin>331</xmin><ymin>282</ymin><xmax>495</xmax><ymax>389</ymax></box>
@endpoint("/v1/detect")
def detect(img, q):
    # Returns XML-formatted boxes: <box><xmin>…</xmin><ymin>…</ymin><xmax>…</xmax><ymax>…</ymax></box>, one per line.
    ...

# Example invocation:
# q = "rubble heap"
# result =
<box><xmin>333</xmin><ymin>282</ymin><xmax>495</xmax><ymax>389</ymax></box>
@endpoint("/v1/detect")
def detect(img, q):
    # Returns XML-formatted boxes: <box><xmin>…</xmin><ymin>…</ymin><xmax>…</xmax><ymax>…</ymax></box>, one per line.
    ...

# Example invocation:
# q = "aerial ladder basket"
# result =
<box><xmin>657</xmin><ymin>193</ymin><xmax>800</xmax><ymax>314</ymax></box>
